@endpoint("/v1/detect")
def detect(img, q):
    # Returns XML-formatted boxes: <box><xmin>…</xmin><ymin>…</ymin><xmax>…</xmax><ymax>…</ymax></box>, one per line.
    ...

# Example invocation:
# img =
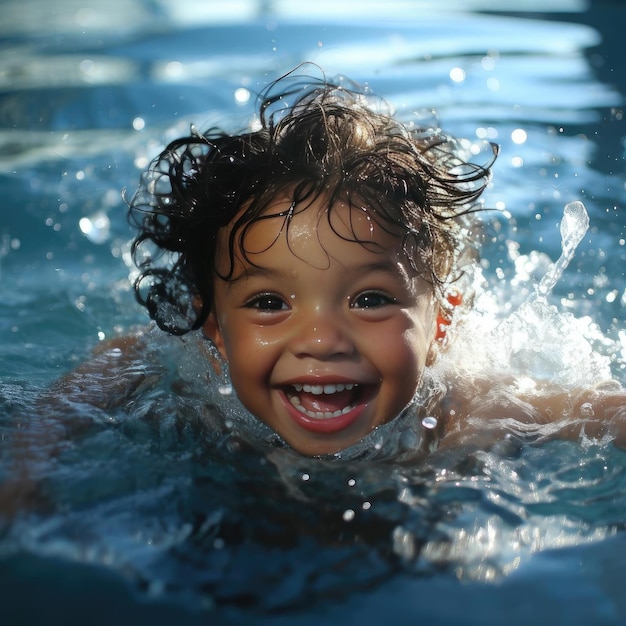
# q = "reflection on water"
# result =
<box><xmin>1</xmin><ymin>1</ymin><xmax>626</xmax><ymax>624</ymax></box>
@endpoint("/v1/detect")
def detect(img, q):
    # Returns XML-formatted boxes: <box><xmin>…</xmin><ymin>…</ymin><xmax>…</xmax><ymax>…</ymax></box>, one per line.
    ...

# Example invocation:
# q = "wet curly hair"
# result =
<box><xmin>128</xmin><ymin>69</ymin><xmax>498</xmax><ymax>335</ymax></box>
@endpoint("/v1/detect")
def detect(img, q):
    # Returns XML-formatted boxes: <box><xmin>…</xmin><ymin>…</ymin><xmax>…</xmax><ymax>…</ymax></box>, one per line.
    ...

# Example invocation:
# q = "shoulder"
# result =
<box><xmin>440</xmin><ymin>376</ymin><xmax>626</xmax><ymax>449</ymax></box>
<box><xmin>47</xmin><ymin>328</ymin><xmax>161</xmax><ymax>410</ymax></box>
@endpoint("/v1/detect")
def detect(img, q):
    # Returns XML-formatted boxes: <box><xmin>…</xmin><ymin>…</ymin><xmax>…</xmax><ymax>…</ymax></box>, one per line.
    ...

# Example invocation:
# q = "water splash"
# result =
<box><xmin>445</xmin><ymin>201</ymin><xmax>614</xmax><ymax>386</ymax></box>
<box><xmin>498</xmin><ymin>201</ymin><xmax>612</xmax><ymax>383</ymax></box>
<box><xmin>535</xmin><ymin>200</ymin><xmax>589</xmax><ymax>299</ymax></box>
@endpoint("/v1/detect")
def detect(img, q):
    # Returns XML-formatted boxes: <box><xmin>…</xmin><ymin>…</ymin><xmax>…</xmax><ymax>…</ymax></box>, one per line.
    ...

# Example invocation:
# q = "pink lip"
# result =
<box><xmin>276</xmin><ymin>384</ymin><xmax>371</xmax><ymax>434</ymax></box>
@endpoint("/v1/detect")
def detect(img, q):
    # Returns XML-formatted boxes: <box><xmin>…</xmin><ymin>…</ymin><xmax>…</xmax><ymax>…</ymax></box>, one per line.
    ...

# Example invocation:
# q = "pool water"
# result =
<box><xmin>1</xmin><ymin>1</ymin><xmax>626</xmax><ymax>624</ymax></box>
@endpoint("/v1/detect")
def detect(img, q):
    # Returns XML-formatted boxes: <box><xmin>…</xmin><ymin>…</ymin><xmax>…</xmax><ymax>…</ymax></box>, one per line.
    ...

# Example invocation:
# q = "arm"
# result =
<box><xmin>523</xmin><ymin>383</ymin><xmax>626</xmax><ymax>446</ymax></box>
<box><xmin>46</xmin><ymin>332</ymin><xmax>160</xmax><ymax>411</ymax></box>
<box><xmin>0</xmin><ymin>331</ymin><xmax>161</xmax><ymax>519</ymax></box>
<box><xmin>440</xmin><ymin>377</ymin><xmax>626</xmax><ymax>451</ymax></box>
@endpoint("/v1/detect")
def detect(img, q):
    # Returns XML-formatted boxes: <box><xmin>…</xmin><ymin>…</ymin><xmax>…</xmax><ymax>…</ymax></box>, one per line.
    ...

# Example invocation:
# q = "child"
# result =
<box><xmin>66</xmin><ymin>70</ymin><xmax>626</xmax><ymax>459</ymax></box>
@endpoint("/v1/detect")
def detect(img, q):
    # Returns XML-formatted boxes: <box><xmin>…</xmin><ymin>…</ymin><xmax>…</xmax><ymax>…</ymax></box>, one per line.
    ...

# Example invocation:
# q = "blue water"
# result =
<box><xmin>1</xmin><ymin>1</ymin><xmax>626</xmax><ymax>624</ymax></box>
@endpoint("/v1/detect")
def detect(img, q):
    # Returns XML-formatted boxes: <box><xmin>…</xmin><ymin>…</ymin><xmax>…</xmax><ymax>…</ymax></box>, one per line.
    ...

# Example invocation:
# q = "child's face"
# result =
<box><xmin>204</xmin><ymin>195</ymin><xmax>439</xmax><ymax>456</ymax></box>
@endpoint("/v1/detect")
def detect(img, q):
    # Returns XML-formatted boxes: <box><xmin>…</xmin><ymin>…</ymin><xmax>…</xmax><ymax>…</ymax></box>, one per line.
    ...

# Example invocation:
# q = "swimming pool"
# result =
<box><xmin>1</xmin><ymin>0</ymin><xmax>625</xmax><ymax>624</ymax></box>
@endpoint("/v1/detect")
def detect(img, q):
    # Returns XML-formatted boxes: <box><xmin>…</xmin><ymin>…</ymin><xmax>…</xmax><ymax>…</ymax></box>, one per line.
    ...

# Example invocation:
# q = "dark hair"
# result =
<box><xmin>128</xmin><ymin>69</ymin><xmax>498</xmax><ymax>334</ymax></box>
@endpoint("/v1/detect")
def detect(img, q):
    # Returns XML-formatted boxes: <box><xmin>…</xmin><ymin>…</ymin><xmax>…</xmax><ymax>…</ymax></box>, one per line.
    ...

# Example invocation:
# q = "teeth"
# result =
<box><xmin>287</xmin><ymin>383</ymin><xmax>359</xmax><ymax>420</ymax></box>
<box><xmin>289</xmin><ymin>395</ymin><xmax>357</xmax><ymax>420</ymax></box>
<box><xmin>292</xmin><ymin>383</ymin><xmax>356</xmax><ymax>394</ymax></box>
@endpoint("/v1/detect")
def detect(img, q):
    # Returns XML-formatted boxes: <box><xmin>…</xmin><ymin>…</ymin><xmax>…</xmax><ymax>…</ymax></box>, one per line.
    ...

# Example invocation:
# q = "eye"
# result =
<box><xmin>351</xmin><ymin>291</ymin><xmax>396</xmax><ymax>309</ymax></box>
<box><xmin>245</xmin><ymin>293</ymin><xmax>288</xmax><ymax>311</ymax></box>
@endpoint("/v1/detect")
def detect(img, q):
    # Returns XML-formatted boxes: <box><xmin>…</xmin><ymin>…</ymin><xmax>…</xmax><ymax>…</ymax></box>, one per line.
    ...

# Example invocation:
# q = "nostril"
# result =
<box><xmin>291</xmin><ymin>319</ymin><xmax>355</xmax><ymax>358</ymax></box>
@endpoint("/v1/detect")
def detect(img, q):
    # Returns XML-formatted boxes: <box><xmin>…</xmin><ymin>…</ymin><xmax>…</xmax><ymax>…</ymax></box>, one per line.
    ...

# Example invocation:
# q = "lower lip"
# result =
<box><xmin>279</xmin><ymin>391</ymin><xmax>367</xmax><ymax>434</ymax></box>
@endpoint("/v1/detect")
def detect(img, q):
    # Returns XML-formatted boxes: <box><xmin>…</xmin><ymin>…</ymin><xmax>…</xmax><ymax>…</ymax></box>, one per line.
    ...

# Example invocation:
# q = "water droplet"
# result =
<box><xmin>580</xmin><ymin>402</ymin><xmax>594</xmax><ymax>417</ymax></box>
<box><xmin>343</xmin><ymin>509</ymin><xmax>355</xmax><ymax>522</ymax></box>
<box><xmin>79</xmin><ymin>211</ymin><xmax>111</xmax><ymax>244</ymax></box>
<box><xmin>449</xmin><ymin>66</ymin><xmax>466</xmax><ymax>83</ymax></box>
<box><xmin>421</xmin><ymin>416</ymin><xmax>438</xmax><ymax>430</ymax></box>
<box><xmin>511</xmin><ymin>128</ymin><xmax>527</xmax><ymax>144</ymax></box>
<box><xmin>234</xmin><ymin>87</ymin><xmax>250</xmax><ymax>104</ymax></box>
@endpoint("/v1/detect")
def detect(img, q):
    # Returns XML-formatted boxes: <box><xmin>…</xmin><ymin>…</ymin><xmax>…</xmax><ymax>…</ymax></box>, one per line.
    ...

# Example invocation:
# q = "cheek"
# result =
<box><xmin>220</xmin><ymin>331</ymin><xmax>280</xmax><ymax>427</ymax></box>
<box><xmin>381</xmin><ymin>318</ymin><xmax>432</xmax><ymax>369</ymax></box>
<box><xmin>373</xmin><ymin>340</ymin><xmax>423</xmax><ymax>425</ymax></box>
<box><xmin>220</xmin><ymin>324</ymin><xmax>277</xmax><ymax>386</ymax></box>
<box><xmin>391</xmin><ymin>339</ymin><xmax>423</xmax><ymax>384</ymax></box>
<box><xmin>221</xmin><ymin>314</ymin><xmax>282</xmax><ymax>351</ymax></box>
<box><xmin>380</xmin><ymin>328</ymin><xmax>431</xmax><ymax>396</ymax></box>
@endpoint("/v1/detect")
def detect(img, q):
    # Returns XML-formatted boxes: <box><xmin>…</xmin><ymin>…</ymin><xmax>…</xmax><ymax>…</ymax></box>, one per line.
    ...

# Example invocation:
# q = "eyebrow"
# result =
<box><xmin>227</xmin><ymin>259</ymin><xmax>410</xmax><ymax>284</ymax></box>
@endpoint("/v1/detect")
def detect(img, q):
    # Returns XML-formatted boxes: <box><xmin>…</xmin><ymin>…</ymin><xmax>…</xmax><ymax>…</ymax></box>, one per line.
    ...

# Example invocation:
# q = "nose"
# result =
<box><xmin>290</xmin><ymin>310</ymin><xmax>356</xmax><ymax>360</ymax></box>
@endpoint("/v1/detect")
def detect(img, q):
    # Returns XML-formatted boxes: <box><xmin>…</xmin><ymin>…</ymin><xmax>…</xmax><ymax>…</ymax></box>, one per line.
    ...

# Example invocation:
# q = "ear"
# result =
<box><xmin>202</xmin><ymin>313</ymin><xmax>227</xmax><ymax>360</ymax></box>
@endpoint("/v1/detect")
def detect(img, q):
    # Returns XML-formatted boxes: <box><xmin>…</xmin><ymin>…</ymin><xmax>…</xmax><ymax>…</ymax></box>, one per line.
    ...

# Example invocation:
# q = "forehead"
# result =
<box><xmin>221</xmin><ymin>195</ymin><xmax>407</xmax><ymax>272</ymax></box>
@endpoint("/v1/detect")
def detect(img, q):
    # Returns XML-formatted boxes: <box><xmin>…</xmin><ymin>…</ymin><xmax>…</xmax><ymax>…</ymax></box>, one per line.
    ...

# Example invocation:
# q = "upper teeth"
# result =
<box><xmin>292</xmin><ymin>383</ymin><xmax>356</xmax><ymax>395</ymax></box>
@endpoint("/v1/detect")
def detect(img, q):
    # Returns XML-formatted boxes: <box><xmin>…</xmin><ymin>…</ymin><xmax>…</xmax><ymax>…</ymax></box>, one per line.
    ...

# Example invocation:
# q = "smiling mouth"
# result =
<box><xmin>286</xmin><ymin>383</ymin><xmax>363</xmax><ymax>419</ymax></box>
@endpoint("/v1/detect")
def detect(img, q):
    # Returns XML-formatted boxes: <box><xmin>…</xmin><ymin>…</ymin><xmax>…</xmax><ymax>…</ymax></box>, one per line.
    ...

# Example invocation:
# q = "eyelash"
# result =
<box><xmin>244</xmin><ymin>293</ymin><xmax>287</xmax><ymax>311</ymax></box>
<box><xmin>244</xmin><ymin>290</ymin><xmax>397</xmax><ymax>312</ymax></box>
<box><xmin>351</xmin><ymin>290</ymin><xmax>397</xmax><ymax>309</ymax></box>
